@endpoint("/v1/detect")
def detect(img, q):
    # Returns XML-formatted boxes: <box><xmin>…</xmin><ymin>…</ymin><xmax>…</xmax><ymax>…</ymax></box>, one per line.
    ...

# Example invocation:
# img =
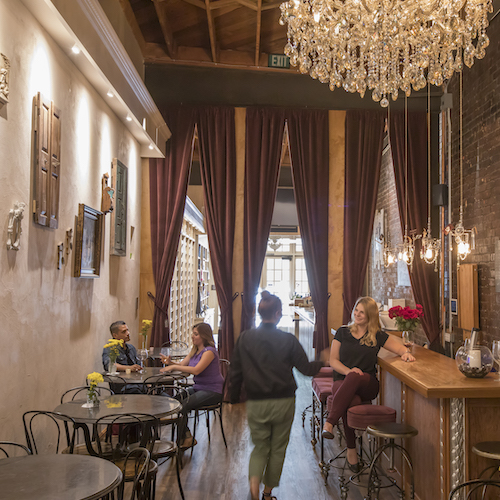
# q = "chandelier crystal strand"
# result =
<box><xmin>421</xmin><ymin>81</ymin><xmax>441</xmax><ymax>270</ymax></box>
<box><xmin>451</xmin><ymin>70</ymin><xmax>477</xmax><ymax>266</ymax></box>
<box><xmin>279</xmin><ymin>0</ymin><xmax>493</xmax><ymax>107</ymax></box>
<box><xmin>383</xmin><ymin>105</ymin><xmax>395</xmax><ymax>267</ymax></box>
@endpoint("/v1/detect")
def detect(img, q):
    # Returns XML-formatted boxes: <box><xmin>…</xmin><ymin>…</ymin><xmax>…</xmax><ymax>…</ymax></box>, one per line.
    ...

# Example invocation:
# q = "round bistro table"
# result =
<box><xmin>0</xmin><ymin>454</ymin><xmax>122</xmax><ymax>500</ymax></box>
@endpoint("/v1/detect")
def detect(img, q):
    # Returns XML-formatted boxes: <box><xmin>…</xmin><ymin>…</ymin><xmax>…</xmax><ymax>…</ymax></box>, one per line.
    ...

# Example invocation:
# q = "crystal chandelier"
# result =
<box><xmin>449</xmin><ymin>71</ymin><xmax>476</xmax><ymax>267</ymax></box>
<box><xmin>279</xmin><ymin>0</ymin><xmax>492</xmax><ymax>106</ymax></box>
<box><xmin>420</xmin><ymin>83</ymin><xmax>441</xmax><ymax>270</ymax></box>
<box><xmin>268</xmin><ymin>236</ymin><xmax>282</xmax><ymax>252</ymax></box>
<box><xmin>381</xmin><ymin>234</ymin><xmax>396</xmax><ymax>268</ymax></box>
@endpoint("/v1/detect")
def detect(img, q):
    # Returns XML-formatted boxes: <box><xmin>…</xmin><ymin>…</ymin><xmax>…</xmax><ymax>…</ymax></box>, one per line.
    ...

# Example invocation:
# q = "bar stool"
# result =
<box><xmin>325</xmin><ymin>404</ymin><xmax>396</xmax><ymax>497</ymax></box>
<box><xmin>365</xmin><ymin>422</ymin><xmax>418</xmax><ymax>500</ymax></box>
<box><xmin>472</xmin><ymin>441</ymin><xmax>500</xmax><ymax>479</ymax></box>
<box><xmin>301</xmin><ymin>367</ymin><xmax>334</xmax><ymax>428</ymax></box>
<box><xmin>309</xmin><ymin>377</ymin><xmax>333</xmax><ymax>473</ymax></box>
<box><xmin>447</xmin><ymin>441</ymin><xmax>500</xmax><ymax>499</ymax></box>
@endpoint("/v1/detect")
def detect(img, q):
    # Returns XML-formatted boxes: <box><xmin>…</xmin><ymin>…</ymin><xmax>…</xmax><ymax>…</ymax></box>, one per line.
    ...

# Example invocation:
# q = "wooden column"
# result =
<box><xmin>328</xmin><ymin>110</ymin><xmax>346</xmax><ymax>339</ymax></box>
<box><xmin>232</xmin><ymin>107</ymin><xmax>246</xmax><ymax>341</ymax></box>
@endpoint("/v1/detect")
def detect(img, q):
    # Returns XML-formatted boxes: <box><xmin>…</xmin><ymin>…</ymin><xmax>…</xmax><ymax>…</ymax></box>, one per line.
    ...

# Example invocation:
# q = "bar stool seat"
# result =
<box><xmin>472</xmin><ymin>441</ymin><xmax>500</xmax><ymax>461</ymax></box>
<box><xmin>366</xmin><ymin>422</ymin><xmax>418</xmax><ymax>440</ymax></box>
<box><xmin>365</xmin><ymin>422</ymin><xmax>418</xmax><ymax>500</ymax></box>
<box><xmin>347</xmin><ymin>405</ymin><xmax>397</xmax><ymax>431</ymax></box>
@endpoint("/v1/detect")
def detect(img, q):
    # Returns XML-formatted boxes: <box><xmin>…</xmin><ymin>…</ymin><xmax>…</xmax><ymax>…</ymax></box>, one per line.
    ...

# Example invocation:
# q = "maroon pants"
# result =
<box><xmin>326</xmin><ymin>372</ymin><xmax>379</xmax><ymax>449</ymax></box>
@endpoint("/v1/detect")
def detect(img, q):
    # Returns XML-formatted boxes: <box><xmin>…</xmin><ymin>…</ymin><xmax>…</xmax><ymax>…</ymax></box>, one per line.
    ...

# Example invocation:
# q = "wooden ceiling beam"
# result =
<box><xmin>236</xmin><ymin>0</ymin><xmax>258</xmax><ymax>11</ymax></box>
<box><xmin>152</xmin><ymin>0</ymin><xmax>177</xmax><ymax>59</ymax></box>
<box><xmin>262</xmin><ymin>1</ymin><xmax>282</xmax><ymax>10</ymax></box>
<box><xmin>205</xmin><ymin>0</ymin><xmax>219</xmax><ymax>63</ymax></box>
<box><xmin>255</xmin><ymin>0</ymin><xmax>262</xmax><ymax>67</ymax></box>
<box><xmin>182</xmin><ymin>0</ymin><xmax>206</xmax><ymax>9</ymax></box>
<box><xmin>144</xmin><ymin>43</ymin><xmax>298</xmax><ymax>73</ymax></box>
<box><xmin>116</xmin><ymin>0</ymin><xmax>147</xmax><ymax>53</ymax></box>
<box><xmin>209</xmin><ymin>0</ymin><xmax>239</xmax><ymax>9</ymax></box>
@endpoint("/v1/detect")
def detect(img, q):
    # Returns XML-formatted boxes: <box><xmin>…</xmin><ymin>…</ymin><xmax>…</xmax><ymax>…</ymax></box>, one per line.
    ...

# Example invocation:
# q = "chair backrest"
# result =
<box><xmin>61</xmin><ymin>385</ymin><xmax>114</xmax><ymax>404</ymax></box>
<box><xmin>94</xmin><ymin>413</ymin><xmax>160</xmax><ymax>458</ymax></box>
<box><xmin>122</xmin><ymin>447</ymin><xmax>152</xmax><ymax>500</ymax></box>
<box><xmin>146</xmin><ymin>384</ymin><xmax>189</xmax><ymax>402</ymax></box>
<box><xmin>448</xmin><ymin>479</ymin><xmax>500</xmax><ymax>499</ymax></box>
<box><xmin>0</xmin><ymin>441</ymin><xmax>31</xmax><ymax>458</ymax></box>
<box><xmin>219</xmin><ymin>358</ymin><xmax>230</xmax><ymax>380</ymax></box>
<box><xmin>22</xmin><ymin>411</ymin><xmax>76</xmax><ymax>454</ymax></box>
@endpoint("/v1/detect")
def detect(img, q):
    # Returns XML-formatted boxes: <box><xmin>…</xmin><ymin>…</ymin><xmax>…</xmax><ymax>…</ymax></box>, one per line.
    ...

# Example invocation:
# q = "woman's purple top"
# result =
<box><xmin>189</xmin><ymin>346</ymin><xmax>224</xmax><ymax>394</ymax></box>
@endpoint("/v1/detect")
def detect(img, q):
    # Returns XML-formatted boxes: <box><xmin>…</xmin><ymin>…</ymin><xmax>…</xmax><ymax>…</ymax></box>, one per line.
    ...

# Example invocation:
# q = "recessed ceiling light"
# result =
<box><xmin>71</xmin><ymin>45</ymin><xmax>81</xmax><ymax>54</ymax></box>
<box><xmin>149</xmin><ymin>144</ymin><xmax>154</xmax><ymax>150</ymax></box>
<box><xmin>106</xmin><ymin>90</ymin><xmax>114</xmax><ymax>98</ymax></box>
<box><xmin>126</xmin><ymin>115</ymin><xmax>132</xmax><ymax>122</ymax></box>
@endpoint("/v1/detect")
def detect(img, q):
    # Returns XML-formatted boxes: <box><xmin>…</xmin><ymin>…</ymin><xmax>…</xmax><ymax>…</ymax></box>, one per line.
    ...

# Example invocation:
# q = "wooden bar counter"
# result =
<box><xmin>377</xmin><ymin>345</ymin><xmax>500</xmax><ymax>500</ymax></box>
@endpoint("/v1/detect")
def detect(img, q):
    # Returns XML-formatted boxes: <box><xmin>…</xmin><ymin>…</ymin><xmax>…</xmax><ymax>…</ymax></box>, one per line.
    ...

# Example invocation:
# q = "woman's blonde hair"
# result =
<box><xmin>348</xmin><ymin>296</ymin><xmax>381</xmax><ymax>347</ymax></box>
<box><xmin>189</xmin><ymin>322</ymin><xmax>215</xmax><ymax>356</ymax></box>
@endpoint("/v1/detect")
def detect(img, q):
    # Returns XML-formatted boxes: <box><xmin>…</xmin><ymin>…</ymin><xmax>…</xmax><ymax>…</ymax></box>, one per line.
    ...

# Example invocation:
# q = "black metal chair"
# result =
<box><xmin>61</xmin><ymin>385</ymin><xmax>114</xmax><ymax>403</ymax></box>
<box><xmin>117</xmin><ymin>447</ymin><xmax>155</xmax><ymax>500</ymax></box>
<box><xmin>0</xmin><ymin>441</ymin><xmax>31</xmax><ymax>458</ymax></box>
<box><xmin>160</xmin><ymin>340</ymin><xmax>189</xmax><ymax>362</ymax></box>
<box><xmin>144</xmin><ymin>384</ymin><xmax>188</xmax><ymax>500</ymax></box>
<box><xmin>95</xmin><ymin>413</ymin><xmax>160</xmax><ymax>500</ymax></box>
<box><xmin>191</xmin><ymin>358</ymin><xmax>229</xmax><ymax>449</ymax></box>
<box><xmin>22</xmin><ymin>410</ymin><xmax>76</xmax><ymax>455</ymax></box>
<box><xmin>448</xmin><ymin>479</ymin><xmax>500</xmax><ymax>499</ymax></box>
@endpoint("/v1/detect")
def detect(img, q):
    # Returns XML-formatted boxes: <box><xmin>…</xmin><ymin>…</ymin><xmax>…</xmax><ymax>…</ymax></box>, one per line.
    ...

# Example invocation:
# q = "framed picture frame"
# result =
<box><xmin>74</xmin><ymin>204</ymin><xmax>103</xmax><ymax>278</ymax></box>
<box><xmin>451</xmin><ymin>298</ymin><xmax>458</xmax><ymax>316</ymax></box>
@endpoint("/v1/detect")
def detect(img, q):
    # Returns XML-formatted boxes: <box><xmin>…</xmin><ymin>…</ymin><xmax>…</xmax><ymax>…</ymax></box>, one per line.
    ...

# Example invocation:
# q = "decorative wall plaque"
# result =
<box><xmin>0</xmin><ymin>53</ymin><xmax>9</xmax><ymax>104</ymax></box>
<box><xmin>110</xmin><ymin>158</ymin><xmax>128</xmax><ymax>256</ymax></box>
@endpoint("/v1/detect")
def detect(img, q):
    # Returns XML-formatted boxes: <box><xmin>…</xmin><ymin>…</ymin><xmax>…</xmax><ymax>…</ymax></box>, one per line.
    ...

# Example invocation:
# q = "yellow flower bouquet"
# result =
<box><xmin>84</xmin><ymin>371</ymin><xmax>104</xmax><ymax>408</ymax></box>
<box><xmin>140</xmin><ymin>319</ymin><xmax>152</xmax><ymax>349</ymax></box>
<box><xmin>103</xmin><ymin>338</ymin><xmax>123</xmax><ymax>374</ymax></box>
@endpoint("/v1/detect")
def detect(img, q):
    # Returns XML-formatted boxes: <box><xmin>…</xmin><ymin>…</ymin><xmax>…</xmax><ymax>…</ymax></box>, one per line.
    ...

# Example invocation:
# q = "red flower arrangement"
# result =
<box><xmin>388</xmin><ymin>304</ymin><xmax>424</xmax><ymax>331</ymax></box>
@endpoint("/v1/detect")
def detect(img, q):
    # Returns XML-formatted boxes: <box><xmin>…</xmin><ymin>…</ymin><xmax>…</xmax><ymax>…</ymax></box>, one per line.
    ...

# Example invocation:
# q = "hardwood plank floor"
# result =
<box><xmin>154</xmin><ymin>371</ymin><xmax>402</xmax><ymax>500</ymax></box>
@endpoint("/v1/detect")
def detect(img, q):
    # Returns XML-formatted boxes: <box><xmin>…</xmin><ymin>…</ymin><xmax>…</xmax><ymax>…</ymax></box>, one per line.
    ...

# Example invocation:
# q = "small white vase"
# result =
<box><xmin>109</xmin><ymin>361</ymin><xmax>118</xmax><ymax>375</ymax></box>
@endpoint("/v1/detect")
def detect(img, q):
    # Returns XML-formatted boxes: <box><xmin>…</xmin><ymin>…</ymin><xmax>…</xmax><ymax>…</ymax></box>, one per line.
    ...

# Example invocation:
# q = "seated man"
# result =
<box><xmin>102</xmin><ymin>321</ymin><xmax>143</xmax><ymax>394</ymax></box>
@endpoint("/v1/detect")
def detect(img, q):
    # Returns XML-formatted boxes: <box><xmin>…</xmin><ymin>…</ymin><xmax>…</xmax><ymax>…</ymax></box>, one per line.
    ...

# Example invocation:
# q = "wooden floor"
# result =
<box><xmin>153</xmin><ymin>372</ymin><xmax>402</xmax><ymax>500</ymax></box>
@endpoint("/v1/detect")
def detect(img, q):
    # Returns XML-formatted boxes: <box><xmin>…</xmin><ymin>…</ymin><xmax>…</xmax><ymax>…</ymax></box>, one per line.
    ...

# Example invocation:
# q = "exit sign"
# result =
<box><xmin>268</xmin><ymin>54</ymin><xmax>290</xmax><ymax>69</ymax></box>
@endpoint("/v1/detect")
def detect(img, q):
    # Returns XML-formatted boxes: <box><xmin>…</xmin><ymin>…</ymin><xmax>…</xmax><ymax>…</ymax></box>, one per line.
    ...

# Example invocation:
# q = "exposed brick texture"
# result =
<box><xmin>447</xmin><ymin>18</ymin><xmax>500</xmax><ymax>346</ymax></box>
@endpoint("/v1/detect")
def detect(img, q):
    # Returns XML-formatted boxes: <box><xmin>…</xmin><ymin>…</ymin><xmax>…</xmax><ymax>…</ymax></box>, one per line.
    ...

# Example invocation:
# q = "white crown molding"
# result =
<box><xmin>21</xmin><ymin>0</ymin><xmax>170</xmax><ymax>157</ymax></box>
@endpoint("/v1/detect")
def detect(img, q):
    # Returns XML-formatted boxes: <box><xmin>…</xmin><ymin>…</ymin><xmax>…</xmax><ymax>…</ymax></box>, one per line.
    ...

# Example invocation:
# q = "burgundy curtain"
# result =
<box><xmin>149</xmin><ymin>107</ymin><xmax>196</xmax><ymax>346</ymax></box>
<box><xmin>343</xmin><ymin>110</ymin><xmax>385</xmax><ymax>323</ymax></box>
<box><xmin>287</xmin><ymin>109</ymin><xmax>330</xmax><ymax>356</ymax></box>
<box><xmin>389</xmin><ymin>112</ymin><xmax>440</xmax><ymax>345</ymax></box>
<box><xmin>196</xmin><ymin>106</ymin><xmax>237</xmax><ymax>361</ymax></box>
<box><xmin>241</xmin><ymin>108</ymin><xmax>286</xmax><ymax>332</ymax></box>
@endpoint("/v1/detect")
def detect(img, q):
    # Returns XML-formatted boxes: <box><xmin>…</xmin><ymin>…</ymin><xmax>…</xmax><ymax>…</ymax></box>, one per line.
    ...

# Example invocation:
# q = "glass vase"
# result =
<box><xmin>455</xmin><ymin>342</ymin><xmax>493</xmax><ymax>378</ymax></box>
<box><xmin>108</xmin><ymin>361</ymin><xmax>118</xmax><ymax>375</ymax></box>
<box><xmin>82</xmin><ymin>390</ymin><xmax>100</xmax><ymax>408</ymax></box>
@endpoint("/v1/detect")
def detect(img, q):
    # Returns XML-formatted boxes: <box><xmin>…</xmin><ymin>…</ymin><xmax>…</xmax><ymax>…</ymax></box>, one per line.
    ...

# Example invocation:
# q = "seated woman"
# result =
<box><xmin>160</xmin><ymin>322</ymin><xmax>223</xmax><ymax>448</ymax></box>
<box><xmin>322</xmin><ymin>296</ymin><xmax>415</xmax><ymax>471</ymax></box>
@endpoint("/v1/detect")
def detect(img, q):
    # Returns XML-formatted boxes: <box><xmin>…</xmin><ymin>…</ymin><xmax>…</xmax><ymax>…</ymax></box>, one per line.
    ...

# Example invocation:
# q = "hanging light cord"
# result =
<box><xmin>459</xmin><ymin>70</ymin><xmax>464</xmax><ymax>222</ymax></box>
<box><xmin>404</xmin><ymin>94</ymin><xmax>409</xmax><ymax>238</ymax></box>
<box><xmin>427</xmin><ymin>82</ymin><xmax>432</xmax><ymax>230</ymax></box>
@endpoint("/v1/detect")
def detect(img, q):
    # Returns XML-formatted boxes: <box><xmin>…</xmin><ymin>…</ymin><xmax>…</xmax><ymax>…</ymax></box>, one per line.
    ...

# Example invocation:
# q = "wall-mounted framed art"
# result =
<box><xmin>110</xmin><ymin>158</ymin><xmax>128</xmax><ymax>256</ymax></box>
<box><xmin>74</xmin><ymin>204</ymin><xmax>103</xmax><ymax>278</ymax></box>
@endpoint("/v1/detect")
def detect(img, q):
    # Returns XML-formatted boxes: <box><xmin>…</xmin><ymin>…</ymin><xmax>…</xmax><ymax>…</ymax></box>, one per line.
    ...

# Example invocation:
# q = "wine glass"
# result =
<box><xmin>137</xmin><ymin>349</ymin><xmax>148</xmax><ymax>372</ymax></box>
<box><xmin>402</xmin><ymin>331</ymin><xmax>414</xmax><ymax>352</ymax></box>
<box><xmin>492</xmin><ymin>341</ymin><xmax>500</xmax><ymax>380</ymax></box>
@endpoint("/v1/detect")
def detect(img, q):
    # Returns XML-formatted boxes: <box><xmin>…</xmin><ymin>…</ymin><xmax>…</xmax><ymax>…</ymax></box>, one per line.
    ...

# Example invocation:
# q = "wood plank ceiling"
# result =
<box><xmin>118</xmin><ymin>0</ymin><xmax>293</xmax><ymax>71</ymax></box>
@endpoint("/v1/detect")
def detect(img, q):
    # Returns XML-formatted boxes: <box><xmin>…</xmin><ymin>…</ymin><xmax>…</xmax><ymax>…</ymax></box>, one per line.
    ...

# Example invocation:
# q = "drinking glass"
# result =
<box><xmin>492</xmin><ymin>341</ymin><xmax>500</xmax><ymax>380</ymax></box>
<box><xmin>402</xmin><ymin>331</ymin><xmax>414</xmax><ymax>352</ymax></box>
<box><xmin>137</xmin><ymin>348</ymin><xmax>148</xmax><ymax>372</ymax></box>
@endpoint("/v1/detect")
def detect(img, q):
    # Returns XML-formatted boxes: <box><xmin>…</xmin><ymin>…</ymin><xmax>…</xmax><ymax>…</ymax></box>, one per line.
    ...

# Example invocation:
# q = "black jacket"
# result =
<box><xmin>228</xmin><ymin>322</ymin><xmax>323</xmax><ymax>402</ymax></box>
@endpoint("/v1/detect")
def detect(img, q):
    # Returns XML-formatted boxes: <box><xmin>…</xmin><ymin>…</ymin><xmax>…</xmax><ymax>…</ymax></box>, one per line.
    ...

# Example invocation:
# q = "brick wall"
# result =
<box><xmin>368</xmin><ymin>140</ymin><xmax>428</xmax><ymax>343</ymax></box>
<box><xmin>447</xmin><ymin>17</ymin><xmax>500</xmax><ymax>346</ymax></box>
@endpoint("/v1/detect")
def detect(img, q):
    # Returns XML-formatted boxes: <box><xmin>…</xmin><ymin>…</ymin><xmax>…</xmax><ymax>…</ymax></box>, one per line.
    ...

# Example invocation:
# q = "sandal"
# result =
<box><xmin>262</xmin><ymin>493</ymin><xmax>277</xmax><ymax>500</ymax></box>
<box><xmin>179</xmin><ymin>436</ymin><xmax>197</xmax><ymax>449</ymax></box>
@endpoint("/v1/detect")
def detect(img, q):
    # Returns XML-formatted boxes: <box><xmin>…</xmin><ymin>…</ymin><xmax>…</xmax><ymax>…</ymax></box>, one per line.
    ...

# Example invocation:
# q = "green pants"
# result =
<box><xmin>246</xmin><ymin>397</ymin><xmax>295</xmax><ymax>489</ymax></box>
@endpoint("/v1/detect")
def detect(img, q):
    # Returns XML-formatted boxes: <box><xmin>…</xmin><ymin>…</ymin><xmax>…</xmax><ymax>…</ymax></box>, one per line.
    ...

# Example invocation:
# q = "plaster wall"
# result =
<box><xmin>0</xmin><ymin>0</ymin><xmax>142</xmax><ymax>446</ymax></box>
